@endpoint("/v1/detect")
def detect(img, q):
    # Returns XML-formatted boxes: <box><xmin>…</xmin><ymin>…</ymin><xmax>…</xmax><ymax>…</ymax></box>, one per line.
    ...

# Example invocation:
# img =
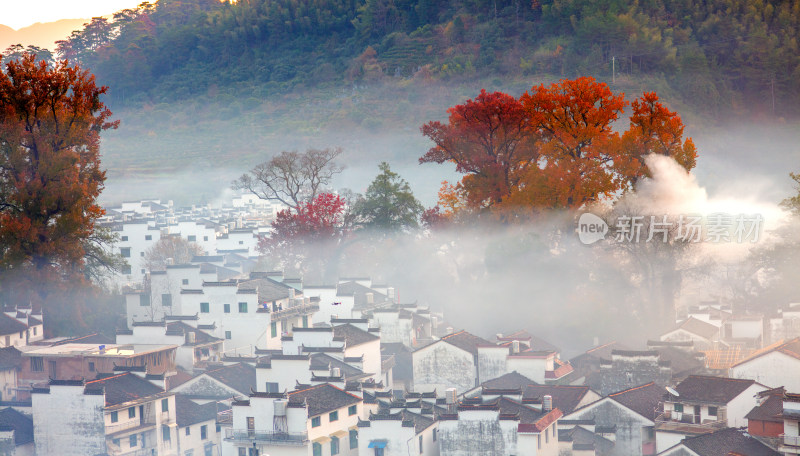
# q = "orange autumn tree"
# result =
<box><xmin>420</xmin><ymin>89</ymin><xmax>538</xmax><ymax>209</ymax></box>
<box><xmin>0</xmin><ymin>53</ymin><xmax>118</xmax><ymax>308</ymax></box>
<box><xmin>617</xmin><ymin>92</ymin><xmax>697</xmax><ymax>188</ymax></box>
<box><xmin>421</xmin><ymin>78</ymin><xmax>697</xmax><ymax>218</ymax></box>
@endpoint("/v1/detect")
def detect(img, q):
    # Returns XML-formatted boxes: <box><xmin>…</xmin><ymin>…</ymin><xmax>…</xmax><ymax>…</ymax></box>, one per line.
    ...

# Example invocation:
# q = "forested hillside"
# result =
<box><xmin>58</xmin><ymin>0</ymin><xmax>800</xmax><ymax>117</ymax></box>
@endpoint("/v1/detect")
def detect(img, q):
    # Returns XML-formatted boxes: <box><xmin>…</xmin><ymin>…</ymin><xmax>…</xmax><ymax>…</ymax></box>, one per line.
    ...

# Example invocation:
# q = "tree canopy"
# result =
<box><xmin>421</xmin><ymin>78</ymin><xmax>697</xmax><ymax>219</ymax></box>
<box><xmin>354</xmin><ymin>162</ymin><xmax>424</xmax><ymax>231</ymax></box>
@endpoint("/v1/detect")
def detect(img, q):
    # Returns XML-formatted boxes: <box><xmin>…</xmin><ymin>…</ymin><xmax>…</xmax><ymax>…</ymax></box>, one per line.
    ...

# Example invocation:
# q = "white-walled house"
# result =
<box><xmin>660</xmin><ymin>318</ymin><xmax>722</xmax><ymax>351</ymax></box>
<box><xmin>654</xmin><ymin>375</ymin><xmax>768</xmax><ymax>453</ymax></box>
<box><xmin>221</xmin><ymin>383</ymin><xmax>363</xmax><ymax>456</ymax></box>
<box><xmin>32</xmin><ymin>373</ymin><xmax>178</xmax><ymax>456</ymax></box>
<box><xmin>729</xmin><ymin>338</ymin><xmax>800</xmax><ymax>392</ymax></box>
<box><xmin>175</xmin><ymin>394</ymin><xmax>223</xmax><ymax>456</ymax></box>
<box><xmin>781</xmin><ymin>392</ymin><xmax>800</xmax><ymax>455</ymax></box>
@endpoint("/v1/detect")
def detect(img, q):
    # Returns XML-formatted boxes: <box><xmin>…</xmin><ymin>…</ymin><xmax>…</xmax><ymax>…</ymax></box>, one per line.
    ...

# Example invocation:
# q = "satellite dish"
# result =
<box><xmin>666</xmin><ymin>386</ymin><xmax>680</xmax><ymax>397</ymax></box>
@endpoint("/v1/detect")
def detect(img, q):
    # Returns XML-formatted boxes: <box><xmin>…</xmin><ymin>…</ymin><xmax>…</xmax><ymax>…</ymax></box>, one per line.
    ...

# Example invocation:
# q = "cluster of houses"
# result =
<box><xmin>0</xmin><ymin>195</ymin><xmax>798</xmax><ymax>456</ymax></box>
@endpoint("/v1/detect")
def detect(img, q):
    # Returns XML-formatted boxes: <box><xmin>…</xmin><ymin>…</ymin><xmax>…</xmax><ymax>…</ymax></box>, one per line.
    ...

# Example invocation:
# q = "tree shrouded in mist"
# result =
<box><xmin>259</xmin><ymin>192</ymin><xmax>347</xmax><ymax>277</ymax></box>
<box><xmin>421</xmin><ymin>77</ymin><xmax>697</xmax><ymax>218</ymax></box>
<box><xmin>143</xmin><ymin>236</ymin><xmax>206</xmax><ymax>271</ymax></box>
<box><xmin>354</xmin><ymin>162</ymin><xmax>424</xmax><ymax>231</ymax></box>
<box><xmin>0</xmin><ymin>53</ymin><xmax>119</xmax><ymax>307</ymax></box>
<box><xmin>234</xmin><ymin>147</ymin><xmax>344</xmax><ymax>210</ymax></box>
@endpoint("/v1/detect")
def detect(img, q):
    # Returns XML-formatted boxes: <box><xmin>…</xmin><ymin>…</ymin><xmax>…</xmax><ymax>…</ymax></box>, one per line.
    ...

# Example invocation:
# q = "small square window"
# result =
<box><xmin>112</xmin><ymin>438</ymin><xmax>120</xmax><ymax>447</ymax></box>
<box><xmin>185</xmin><ymin>427</ymin><xmax>190</xmax><ymax>436</ymax></box>
<box><xmin>122</xmin><ymin>265</ymin><xmax>132</xmax><ymax>275</ymax></box>
<box><xmin>182</xmin><ymin>279</ymin><xmax>188</xmax><ymax>285</ymax></box>
<box><xmin>708</xmin><ymin>406</ymin><xmax>718</xmax><ymax>416</ymax></box>
<box><xmin>140</xmin><ymin>251</ymin><xmax>144</xmax><ymax>257</ymax></box>
<box><xmin>121</xmin><ymin>236</ymin><xmax>128</xmax><ymax>241</ymax></box>
<box><xmin>203</xmin><ymin>236</ymin><xmax>208</xmax><ymax>241</ymax></box>
<box><xmin>162</xmin><ymin>294</ymin><xmax>172</xmax><ymax>306</ymax></box>
<box><xmin>224</xmin><ymin>304</ymin><xmax>230</xmax><ymax>313</ymax></box>
<box><xmin>111</xmin><ymin>411</ymin><xmax>118</xmax><ymax>423</ymax></box>
<box><xmin>140</xmin><ymin>294</ymin><xmax>150</xmax><ymax>306</ymax></box>
<box><xmin>311</xmin><ymin>416</ymin><xmax>320</xmax><ymax>427</ymax></box>
<box><xmin>238</xmin><ymin>302</ymin><xmax>247</xmax><ymax>313</ymax></box>
<box><xmin>329</xmin><ymin>411</ymin><xmax>338</xmax><ymax>422</ymax></box>
<box><xmin>120</xmin><ymin>247</ymin><xmax>131</xmax><ymax>258</ymax></box>
<box><xmin>201</xmin><ymin>424</ymin><xmax>208</xmax><ymax>440</ymax></box>
<box><xmin>88</xmin><ymin>361</ymin><xmax>95</xmax><ymax>372</ymax></box>
<box><xmin>238</xmin><ymin>240</ymin><xmax>244</xmax><ymax>245</ymax></box>
<box><xmin>129</xmin><ymin>407</ymin><xmax>136</xmax><ymax>418</ymax></box>
<box><xmin>188</xmin><ymin>235</ymin><xmax>196</xmax><ymax>242</ymax></box>
<box><xmin>225</xmin><ymin>331</ymin><xmax>231</xmax><ymax>340</ymax></box>
<box><xmin>145</xmin><ymin>235</ymin><xmax>152</xmax><ymax>241</ymax></box>
<box><xmin>161</xmin><ymin>398</ymin><xmax>169</xmax><ymax>412</ymax></box>
<box><xmin>129</xmin><ymin>434</ymin><xmax>137</xmax><ymax>447</ymax></box>
<box><xmin>200</xmin><ymin>302</ymin><xmax>210</xmax><ymax>313</ymax></box>
<box><xmin>348</xmin><ymin>405</ymin><xmax>357</xmax><ymax>416</ymax></box>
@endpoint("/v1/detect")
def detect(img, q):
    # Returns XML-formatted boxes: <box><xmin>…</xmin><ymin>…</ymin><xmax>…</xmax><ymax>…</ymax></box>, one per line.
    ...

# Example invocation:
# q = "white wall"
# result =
<box><xmin>413</xmin><ymin>341</ymin><xmax>477</xmax><ymax>394</ymax></box>
<box><xmin>32</xmin><ymin>384</ymin><xmax>106</xmax><ymax>456</ymax></box>
<box><xmin>730</xmin><ymin>352</ymin><xmax>800</xmax><ymax>391</ymax></box>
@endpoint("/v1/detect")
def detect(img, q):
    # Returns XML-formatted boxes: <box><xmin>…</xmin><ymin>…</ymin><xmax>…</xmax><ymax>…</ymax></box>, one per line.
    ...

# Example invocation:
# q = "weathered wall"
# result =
<box><xmin>566</xmin><ymin>399</ymin><xmax>652</xmax><ymax>456</ymax></box>
<box><xmin>730</xmin><ymin>352</ymin><xmax>800</xmax><ymax>392</ymax></box>
<box><xmin>413</xmin><ymin>342</ymin><xmax>476</xmax><ymax>394</ymax></box>
<box><xmin>32</xmin><ymin>385</ymin><xmax>106</xmax><ymax>456</ymax></box>
<box><xmin>438</xmin><ymin>411</ymin><xmax>517</xmax><ymax>456</ymax></box>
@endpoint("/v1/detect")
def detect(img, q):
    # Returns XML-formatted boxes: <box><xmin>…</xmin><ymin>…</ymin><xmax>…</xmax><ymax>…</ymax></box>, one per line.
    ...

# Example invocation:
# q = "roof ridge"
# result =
<box><xmin>442</xmin><ymin>330</ymin><xmax>465</xmax><ymax>339</ymax></box>
<box><xmin>86</xmin><ymin>372</ymin><xmax>130</xmax><ymax>384</ymax></box>
<box><xmin>609</xmin><ymin>382</ymin><xmax>656</xmax><ymax>397</ymax></box>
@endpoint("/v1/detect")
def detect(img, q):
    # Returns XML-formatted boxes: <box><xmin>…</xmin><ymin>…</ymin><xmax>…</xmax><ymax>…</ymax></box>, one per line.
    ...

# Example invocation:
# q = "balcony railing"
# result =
<box><xmin>782</xmin><ymin>434</ymin><xmax>800</xmax><ymax>447</ymax></box>
<box><xmin>106</xmin><ymin>417</ymin><xmax>157</xmax><ymax>436</ymax></box>
<box><xmin>224</xmin><ymin>428</ymin><xmax>308</xmax><ymax>446</ymax></box>
<box><xmin>107</xmin><ymin>443</ymin><xmax>158</xmax><ymax>456</ymax></box>
<box><xmin>654</xmin><ymin>413</ymin><xmax>727</xmax><ymax>434</ymax></box>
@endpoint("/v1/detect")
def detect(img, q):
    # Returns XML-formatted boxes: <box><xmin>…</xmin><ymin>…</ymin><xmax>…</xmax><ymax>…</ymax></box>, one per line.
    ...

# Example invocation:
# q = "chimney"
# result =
<box><xmin>543</xmin><ymin>395</ymin><xmax>553</xmax><ymax>412</ymax></box>
<box><xmin>445</xmin><ymin>388</ymin><xmax>457</xmax><ymax>413</ymax></box>
<box><xmin>331</xmin><ymin>367</ymin><xmax>341</xmax><ymax>377</ymax></box>
<box><xmin>387</xmin><ymin>287</ymin><xmax>395</xmax><ymax>300</ymax></box>
<box><xmin>511</xmin><ymin>340</ymin><xmax>520</xmax><ymax>354</ymax></box>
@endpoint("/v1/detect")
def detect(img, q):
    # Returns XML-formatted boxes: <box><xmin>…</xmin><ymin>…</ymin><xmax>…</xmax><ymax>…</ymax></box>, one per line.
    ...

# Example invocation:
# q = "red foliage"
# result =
<box><xmin>0</xmin><ymin>53</ymin><xmax>117</xmax><ymax>305</ymax></box>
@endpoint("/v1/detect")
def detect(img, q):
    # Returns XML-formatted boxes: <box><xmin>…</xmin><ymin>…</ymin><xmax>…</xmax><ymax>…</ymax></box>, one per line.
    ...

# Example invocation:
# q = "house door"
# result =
<box><xmin>247</xmin><ymin>417</ymin><xmax>255</xmax><ymax>437</ymax></box>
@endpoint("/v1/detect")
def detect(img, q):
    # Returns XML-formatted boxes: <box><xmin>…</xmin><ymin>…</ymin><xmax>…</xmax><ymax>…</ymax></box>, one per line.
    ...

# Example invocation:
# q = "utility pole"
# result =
<box><xmin>771</xmin><ymin>77</ymin><xmax>775</xmax><ymax>115</ymax></box>
<box><xmin>612</xmin><ymin>56</ymin><xmax>616</xmax><ymax>84</ymax></box>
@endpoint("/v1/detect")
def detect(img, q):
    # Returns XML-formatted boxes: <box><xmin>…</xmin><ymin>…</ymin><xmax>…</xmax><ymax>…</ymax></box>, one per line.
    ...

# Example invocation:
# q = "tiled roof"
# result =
<box><xmin>175</xmin><ymin>394</ymin><xmax>219</xmax><ymax>427</ymax></box>
<box><xmin>238</xmin><ymin>277</ymin><xmax>293</xmax><ymax>303</ymax></box>
<box><xmin>608</xmin><ymin>382</ymin><xmax>662</xmax><ymax>420</ymax></box>
<box><xmin>440</xmin><ymin>330</ymin><xmax>494</xmax><ymax>356</ymax></box>
<box><xmin>482</xmin><ymin>371</ymin><xmax>537</xmax><ymax>390</ymax></box>
<box><xmin>732</xmin><ymin>338</ymin><xmax>800</xmax><ymax>367</ymax></box>
<box><xmin>56</xmin><ymin>333</ymin><xmax>114</xmax><ymax>346</ymax></box>
<box><xmin>288</xmin><ymin>383</ymin><xmax>361</xmax><ymax>417</ymax></box>
<box><xmin>166</xmin><ymin>322</ymin><xmax>221</xmax><ymax>346</ymax></box>
<box><xmin>85</xmin><ymin>372</ymin><xmax>165</xmax><ymax>407</ymax></box>
<box><xmin>523</xmin><ymin>385</ymin><xmax>592</xmax><ymax>414</ymax></box>
<box><xmin>496</xmin><ymin>397</ymin><xmax>546</xmax><ymax>423</ymax></box>
<box><xmin>669</xmin><ymin>318</ymin><xmax>720</xmax><ymax>340</ymax></box>
<box><xmin>0</xmin><ymin>314</ymin><xmax>27</xmax><ymax>335</ymax></box>
<box><xmin>332</xmin><ymin>324</ymin><xmax>379</xmax><ymax>347</ymax></box>
<box><xmin>680</xmin><ymin>427</ymin><xmax>780</xmax><ymax>456</ymax></box>
<box><xmin>702</xmin><ymin>346</ymin><xmax>748</xmax><ymax>370</ymax></box>
<box><xmin>0</xmin><ymin>407</ymin><xmax>33</xmax><ymax>445</ymax></box>
<box><xmin>205</xmin><ymin>363</ymin><xmax>256</xmax><ymax>395</ymax></box>
<box><xmin>651</xmin><ymin>346</ymin><xmax>706</xmax><ymax>378</ymax></box>
<box><xmin>745</xmin><ymin>391</ymin><xmax>784</xmax><ymax>423</ymax></box>
<box><xmin>310</xmin><ymin>353</ymin><xmax>365</xmax><ymax>378</ymax></box>
<box><xmin>673</xmin><ymin>375</ymin><xmax>756</xmax><ymax>404</ymax></box>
